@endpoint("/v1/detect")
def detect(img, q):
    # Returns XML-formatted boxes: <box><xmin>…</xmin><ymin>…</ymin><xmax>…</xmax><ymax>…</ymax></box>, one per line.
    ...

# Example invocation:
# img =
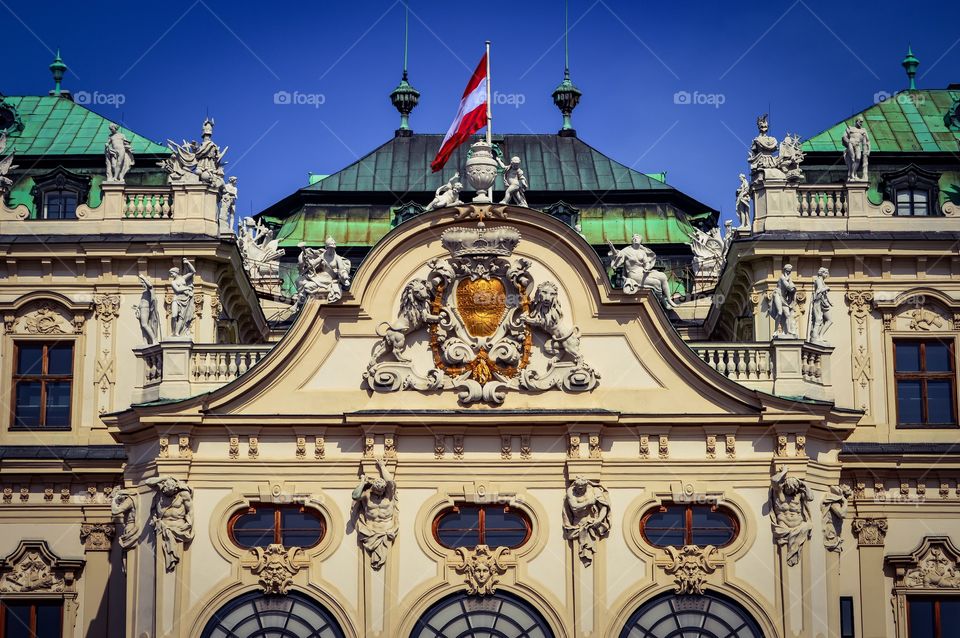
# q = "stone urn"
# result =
<box><xmin>465</xmin><ymin>141</ymin><xmax>498</xmax><ymax>203</ymax></box>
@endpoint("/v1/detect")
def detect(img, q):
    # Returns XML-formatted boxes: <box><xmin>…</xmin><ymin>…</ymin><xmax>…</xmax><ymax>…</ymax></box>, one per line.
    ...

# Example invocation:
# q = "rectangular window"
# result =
<box><xmin>896</xmin><ymin>189</ymin><xmax>931</xmax><ymax>216</ymax></box>
<box><xmin>894</xmin><ymin>339</ymin><xmax>957</xmax><ymax>427</ymax></box>
<box><xmin>0</xmin><ymin>600</ymin><xmax>63</xmax><ymax>638</ymax></box>
<box><xmin>908</xmin><ymin>597</ymin><xmax>960</xmax><ymax>637</ymax></box>
<box><xmin>42</xmin><ymin>191</ymin><xmax>78</xmax><ymax>220</ymax></box>
<box><xmin>11</xmin><ymin>341</ymin><xmax>73</xmax><ymax>430</ymax></box>
<box><xmin>840</xmin><ymin>597</ymin><xmax>855</xmax><ymax>638</ymax></box>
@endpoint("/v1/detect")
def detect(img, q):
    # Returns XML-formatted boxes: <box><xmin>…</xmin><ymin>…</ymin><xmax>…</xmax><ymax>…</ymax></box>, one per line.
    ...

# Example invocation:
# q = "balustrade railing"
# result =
<box><xmin>190</xmin><ymin>345</ymin><xmax>272</xmax><ymax>384</ymax></box>
<box><xmin>123</xmin><ymin>189</ymin><xmax>175</xmax><ymax>219</ymax></box>
<box><xmin>691</xmin><ymin>340</ymin><xmax>832</xmax><ymax>400</ymax></box>
<box><xmin>796</xmin><ymin>185</ymin><xmax>847</xmax><ymax>217</ymax></box>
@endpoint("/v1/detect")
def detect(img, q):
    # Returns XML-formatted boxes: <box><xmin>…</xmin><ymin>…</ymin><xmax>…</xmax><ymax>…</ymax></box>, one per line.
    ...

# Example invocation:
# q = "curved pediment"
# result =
<box><xmin>121</xmin><ymin>205</ymin><xmax>842</xmax><ymax>425</ymax></box>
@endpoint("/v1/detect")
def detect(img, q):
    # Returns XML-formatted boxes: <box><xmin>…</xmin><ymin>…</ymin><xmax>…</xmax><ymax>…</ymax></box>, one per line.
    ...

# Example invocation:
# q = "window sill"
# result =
<box><xmin>8</xmin><ymin>426</ymin><xmax>72</xmax><ymax>432</ymax></box>
<box><xmin>896</xmin><ymin>423</ymin><xmax>960</xmax><ymax>429</ymax></box>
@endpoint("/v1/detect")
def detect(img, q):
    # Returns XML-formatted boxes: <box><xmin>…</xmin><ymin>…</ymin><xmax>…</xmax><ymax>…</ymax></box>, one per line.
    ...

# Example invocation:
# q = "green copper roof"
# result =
<box><xmin>306</xmin><ymin>134</ymin><xmax>679</xmax><ymax>194</ymax></box>
<box><xmin>275</xmin><ymin>203</ymin><xmax>697</xmax><ymax>248</ymax></box>
<box><xmin>802</xmin><ymin>89</ymin><xmax>960</xmax><ymax>154</ymax></box>
<box><xmin>1</xmin><ymin>96</ymin><xmax>169</xmax><ymax>156</ymax></box>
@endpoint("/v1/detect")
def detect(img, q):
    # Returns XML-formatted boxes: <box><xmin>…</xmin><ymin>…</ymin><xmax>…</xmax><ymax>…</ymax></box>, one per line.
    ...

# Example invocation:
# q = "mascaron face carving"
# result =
<box><xmin>364</xmin><ymin>223</ymin><xmax>599</xmax><ymax>405</ymax></box>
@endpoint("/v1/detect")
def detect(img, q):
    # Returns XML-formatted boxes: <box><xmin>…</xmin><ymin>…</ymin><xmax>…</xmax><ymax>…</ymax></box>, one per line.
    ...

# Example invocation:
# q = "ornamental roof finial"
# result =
<box><xmin>390</xmin><ymin>5</ymin><xmax>420</xmax><ymax>137</ymax></box>
<box><xmin>552</xmin><ymin>0</ymin><xmax>581</xmax><ymax>137</ymax></box>
<box><xmin>902</xmin><ymin>44</ymin><xmax>920</xmax><ymax>91</ymax></box>
<box><xmin>49</xmin><ymin>50</ymin><xmax>67</xmax><ymax>97</ymax></box>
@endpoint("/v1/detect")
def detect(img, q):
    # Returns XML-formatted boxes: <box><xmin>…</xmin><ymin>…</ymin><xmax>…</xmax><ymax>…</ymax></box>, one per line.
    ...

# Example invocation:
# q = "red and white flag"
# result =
<box><xmin>431</xmin><ymin>53</ymin><xmax>488</xmax><ymax>172</ymax></box>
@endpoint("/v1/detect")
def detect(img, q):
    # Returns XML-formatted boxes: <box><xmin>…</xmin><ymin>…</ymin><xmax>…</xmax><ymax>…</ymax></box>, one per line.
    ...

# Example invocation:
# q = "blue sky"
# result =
<box><xmin>3</xmin><ymin>0</ymin><xmax>958</xmax><ymax>225</ymax></box>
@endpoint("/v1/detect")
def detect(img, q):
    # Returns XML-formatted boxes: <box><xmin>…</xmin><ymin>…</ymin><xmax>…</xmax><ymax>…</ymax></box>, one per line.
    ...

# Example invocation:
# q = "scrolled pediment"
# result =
<box><xmin>887</xmin><ymin>536</ymin><xmax>960</xmax><ymax>590</ymax></box>
<box><xmin>0</xmin><ymin>540</ymin><xmax>83</xmax><ymax>595</ymax></box>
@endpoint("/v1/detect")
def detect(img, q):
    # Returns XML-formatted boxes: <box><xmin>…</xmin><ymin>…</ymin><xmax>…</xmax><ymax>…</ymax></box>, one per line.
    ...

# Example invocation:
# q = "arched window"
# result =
<box><xmin>640</xmin><ymin>503</ymin><xmax>738</xmax><ymax>548</ymax></box>
<box><xmin>433</xmin><ymin>504</ymin><xmax>531</xmax><ymax>549</ymax></box>
<box><xmin>619</xmin><ymin>592</ymin><xmax>763</xmax><ymax>638</ymax></box>
<box><xmin>228</xmin><ymin>504</ymin><xmax>325</xmax><ymax>550</ymax></box>
<box><xmin>200</xmin><ymin>591</ymin><xmax>344</xmax><ymax>638</ymax></box>
<box><xmin>411</xmin><ymin>592</ymin><xmax>553</xmax><ymax>638</ymax></box>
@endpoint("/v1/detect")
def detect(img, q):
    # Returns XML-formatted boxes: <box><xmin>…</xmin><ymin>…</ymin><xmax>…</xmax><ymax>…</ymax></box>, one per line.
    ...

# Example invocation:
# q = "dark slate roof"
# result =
<box><xmin>2</xmin><ymin>96</ymin><xmax>169</xmax><ymax>155</ymax></box>
<box><xmin>0</xmin><ymin>445</ymin><xmax>126</xmax><ymax>460</ymax></box>
<box><xmin>802</xmin><ymin>89</ymin><xmax>960</xmax><ymax>154</ymax></box>
<box><xmin>308</xmin><ymin>133</ymin><xmax>680</xmax><ymax>194</ymax></box>
<box><xmin>842</xmin><ymin>443</ymin><xmax>960</xmax><ymax>455</ymax></box>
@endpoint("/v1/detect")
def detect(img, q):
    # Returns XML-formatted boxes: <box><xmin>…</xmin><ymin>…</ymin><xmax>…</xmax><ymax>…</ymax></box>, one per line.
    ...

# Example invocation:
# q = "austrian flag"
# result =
<box><xmin>431</xmin><ymin>53</ymin><xmax>489</xmax><ymax>172</ymax></box>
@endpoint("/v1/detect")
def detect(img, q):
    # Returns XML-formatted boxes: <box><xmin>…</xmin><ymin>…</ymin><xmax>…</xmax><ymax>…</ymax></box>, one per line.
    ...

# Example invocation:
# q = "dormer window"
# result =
<box><xmin>29</xmin><ymin>167</ymin><xmax>89</xmax><ymax>220</ymax></box>
<box><xmin>884</xmin><ymin>164</ymin><xmax>941</xmax><ymax>217</ymax></box>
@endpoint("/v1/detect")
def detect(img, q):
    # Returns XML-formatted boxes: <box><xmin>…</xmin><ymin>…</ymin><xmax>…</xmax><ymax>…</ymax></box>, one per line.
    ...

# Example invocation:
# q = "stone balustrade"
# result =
<box><xmin>0</xmin><ymin>181</ymin><xmax>229</xmax><ymax>235</ymax></box>
<box><xmin>133</xmin><ymin>341</ymin><xmax>273</xmax><ymax>403</ymax></box>
<box><xmin>751</xmin><ymin>179</ymin><xmax>957</xmax><ymax>232</ymax></box>
<box><xmin>692</xmin><ymin>339</ymin><xmax>832</xmax><ymax>401</ymax></box>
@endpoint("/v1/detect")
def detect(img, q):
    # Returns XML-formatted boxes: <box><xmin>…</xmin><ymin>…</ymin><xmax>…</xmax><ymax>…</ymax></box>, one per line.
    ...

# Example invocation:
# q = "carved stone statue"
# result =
<box><xmin>808</xmin><ymin>267</ymin><xmax>833</xmax><ymax>344</ymax></box>
<box><xmin>368</xmin><ymin>278</ymin><xmax>439</xmax><ymax>363</ymax></box>
<box><xmin>134</xmin><ymin>275</ymin><xmax>160</xmax><ymax>345</ymax></box>
<box><xmin>770</xmin><ymin>264</ymin><xmax>798</xmax><ymax>338</ymax></box>
<box><xmin>293</xmin><ymin>237</ymin><xmax>352</xmax><ymax>309</ymax></box>
<box><xmin>352</xmin><ymin>458</ymin><xmax>398</xmax><ymax>570</ymax></box>
<box><xmin>111</xmin><ymin>489</ymin><xmax>138</xmax><ymax>549</ymax></box>
<box><xmin>168</xmin><ymin>259</ymin><xmax>196</xmax><ymax>338</ymax></box>
<box><xmin>748</xmin><ymin>114</ymin><xmax>779</xmax><ymax>174</ymax></box>
<box><xmin>608</xmin><ymin>234</ymin><xmax>677</xmax><ymax>308</ymax></box>
<box><xmin>821</xmin><ymin>484</ymin><xmax>852</xmax><ymax>553</ymax></box>
<box><xmin>770</xmin><ymin>466</ymin><xmax>813</xmax><ymax>567</ymax></box>
<box><xmin>735</xmin><ymin>174</ymin><xmax>751</xmax><ymax>230</ymax></box>
<box><xmin>239</xmin><ymin>217</ymin><xmax>284</xmax><ymax>278</ymax></box>
<box><xmin>778</xmin><ymin>133</ymin><xmax>806</xmax><ymax>182</ymax></box>
<box><xmin>524</xmin><ymin>282</ymin><xmax>588</xmax><ymax>369</ymax></box>
<box><xmin>219</xmin><ymin>176</ymin><xmax>237</xmax><ymax>229</ymax></box>
<box><xmin>562</xmin><ymin>476</ymin><xmax>611</xmax><ymax>566</ymax></box>
<box><xmin>842</xmin><ymin>118</ymin><xmax>870</xmax><ymax>182</ymax></box>
<box><xmin>688</xmin><ymin>227</ymin><xmax>725</xmax><ymax>278</ymax></box>
<box><xmin>160</xmin><ymin>118</ymin><xmax>227</xmax><ymax>187</ymax></box>
<box><xmin>0</xmin><ymin>132</ymin><xmax>18</xmax><ymax>199</ymax></box>
<box><xmin>497</xmin><ymin>155</ymin><xmax>528</xmax><ymax>207</ymax></box>
<box><xmin>425</xmin><ymin>172</ymin><xmax>463</xmax><ymax>212</ymax></box>
<box><xmin>144</xmin><ymin>477</ymin><xmax>194</xmax><ymax>572</ymax></box>
<box><xmin>104</xmin><ymin>124</ymin><xmax>135</xmax><ymax>183</ymax></box>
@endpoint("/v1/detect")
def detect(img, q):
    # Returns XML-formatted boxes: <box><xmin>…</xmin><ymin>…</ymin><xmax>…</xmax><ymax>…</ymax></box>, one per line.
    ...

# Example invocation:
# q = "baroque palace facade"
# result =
<box><xmin>0</xmin><ymin>50</ymin><xmax>958</xmax><ymax>638</ymax></box>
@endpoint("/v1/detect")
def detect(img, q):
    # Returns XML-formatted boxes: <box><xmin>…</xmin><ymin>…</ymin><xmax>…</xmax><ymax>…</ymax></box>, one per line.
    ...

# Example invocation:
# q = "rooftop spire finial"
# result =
<box><xmin>902</xmin><ymin>44</ymin><xmax>920</xmax><ymax>91</ymax></box>
<box><xmin>49</xmin><ymin>50</ymin><xmax>67</xmax><ymax>97</ymax></box>
<box><xmin>390</xmin><ymin>4</ymin><xmax>419</xmax><ymax>137</ymax></box>
<box><xmin>552</xmin><ymin>0</ymin><xmax>581</xmax><ymax>137</ymax></box>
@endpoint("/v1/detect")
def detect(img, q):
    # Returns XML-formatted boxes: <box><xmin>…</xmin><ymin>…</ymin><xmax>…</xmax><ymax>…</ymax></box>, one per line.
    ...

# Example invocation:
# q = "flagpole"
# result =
<box><xmin>485</xmin><ymin>40</ymin><xmax>493</xmax><ymax>202</ymax></box>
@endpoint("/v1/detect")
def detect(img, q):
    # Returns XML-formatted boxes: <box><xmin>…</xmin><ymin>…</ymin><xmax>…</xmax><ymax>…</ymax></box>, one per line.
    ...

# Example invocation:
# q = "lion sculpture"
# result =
<box><xmin>524</xmin><ymin>281</ymin><xmax>586</xmax><ymax>368</ymax></box>
<box><xmin>370</xmin><ymin>278</ymin><xmax>440</xmax><ymax>363</ymax></box>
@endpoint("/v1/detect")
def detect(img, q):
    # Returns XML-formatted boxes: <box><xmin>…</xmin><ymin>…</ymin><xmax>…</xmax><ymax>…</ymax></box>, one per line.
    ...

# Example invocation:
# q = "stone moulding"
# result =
<box><xmin>250</xmin><ymin>544</ymin><xmax>303</xmax><ymax>595</ymax></box>
<box><xmin>0</xmin><ymin>540</ymin><xmax>83</xmax><ymax>594</ymax></box>
<box><xmin>887</xmin><ymin>536</ymin><xmax>960</xmax><ymax>590</ymax></box>
<box><xmin>662</xmin><ymin>545</ymin><xmax>720</xmax><ymax>595</ymax></box>
<box><xmin>453</xmin><ymin>545</ymin><xmax>509</xmax><ymax>596</ymax></box>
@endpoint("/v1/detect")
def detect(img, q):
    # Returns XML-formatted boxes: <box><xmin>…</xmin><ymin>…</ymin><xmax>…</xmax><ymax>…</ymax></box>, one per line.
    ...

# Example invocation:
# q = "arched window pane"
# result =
<box><xmin>201</xmin><ymin>592</ymin><xmax>344</xmax><ymax>638</ymax></box>
<box><xmin>230</xmin><ymin>505</ymin><xmax>325</xmax><ymax>549</ymax></box>
<box><xmin>642</xmin><ymin>504</ymin><xmax>737</xmax><ymax>548</ymax></box>
<box><xmin>434</xmin><ymin>504</ymin><xmax>530</xmax><ymax>549</ymax></box>
<box><xmin>620</xmin><ymin>593</ymin><xmax>763</xmax><ymax>638</ymax></box>
<box><xmin>411</xmin><ymin>592</ymin><xmax>553</xmax><ymax>638</ymax></box>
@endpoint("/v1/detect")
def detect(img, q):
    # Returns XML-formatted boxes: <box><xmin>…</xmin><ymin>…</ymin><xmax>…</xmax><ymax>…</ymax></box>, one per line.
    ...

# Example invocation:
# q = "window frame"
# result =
<box><xmin>893</xmin><ymin>338</ymin><xmax>958</xmax><ymax>428</ymax></box>
<box><xmin>906</xmin><ymin>595</ymin><xmax>960</xmax><ymax>638</ymax></box>
<box><xmin>639</xmin><ymin>502</ymin><xmax>739</xmax><ymax>549</ymax></box>
<box><xmin>0</xmin><ymin>599</ymin><xmax>64</xmax><ymax>638</ymax></box>
<box><xmin>10</xmin><ymin>340</ymin><xmax>74</xmax><ymax>431</ymax></box>
<box><xmin>28</xmin><ymin>167</ymin><xmax>90</xmax><ymax>221</ymax></box>
<box><xmin>227</xmin><ymin>503</ymin><xmax>326</xmax><ymax>550</ymax></box>
<box><xmin>895</xmin><ymin>187</ymin><xmax>931</xmax><ymax>216</ymax></box>
<box><xmin>882</xmin><ymin>164</ymin><xmax>941</xmax><ymax>217</ymax></box>
<box><xmin>432</xmin><ymin>503</ymin><xmax>532</xmax><ymax>550</ymax></box>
